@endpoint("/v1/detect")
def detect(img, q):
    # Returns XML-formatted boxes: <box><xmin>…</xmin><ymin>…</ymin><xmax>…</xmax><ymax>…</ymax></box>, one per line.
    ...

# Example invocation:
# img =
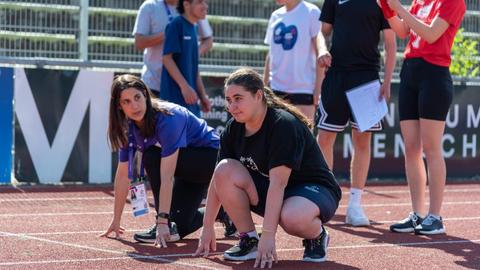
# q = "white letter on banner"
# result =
<box><xmin>14</xmin><ymin>69</ymin><xmax>112</xmax><ymax>183</ymax></box>
<box><xmin>467</xmin><ymin>105</ymin><xmax>480</xmax><ymax>128</ymax></box>
<box><xmin>445</xmin><ymin>105</ymin><xmax>458</xmax><ymax>128</ymax></box>
<box><xmin>384</xmin><ymin>103</ymin><xmax>395</xmax><ymax>127</ymax></box>
<box><xmin>463</xmin><ymin>134</ymin><xmax>477</xmax><ymax>158</ymax></box>
<box><xmin>442</xmin><ymin>134</ymin><xmax>455</xmax><ymax>158</ymax></box>
<box><xmin>373</xmin><ymin>133</ymin><xmax>386</xmax><ymax>158</ymax></box>
<box><xmin>394</xmin><ymin>133</ymin><xmax>405</xmax><ymax>158</ymax></box>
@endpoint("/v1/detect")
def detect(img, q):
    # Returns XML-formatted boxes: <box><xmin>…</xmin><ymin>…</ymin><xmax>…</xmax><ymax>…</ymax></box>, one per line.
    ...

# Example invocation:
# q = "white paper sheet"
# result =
<box><xmin>346</xmin><ymin>80</ymin><xmax>388</xmax><ymax>132</ymax></box>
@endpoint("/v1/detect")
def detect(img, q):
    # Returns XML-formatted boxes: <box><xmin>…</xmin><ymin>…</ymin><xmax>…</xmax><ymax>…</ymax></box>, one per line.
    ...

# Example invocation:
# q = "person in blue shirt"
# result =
<box><xmin>100</xmin><ymin>74</ymin><xmax>224</xmax><ymax>247</ymax></box>
<box><xmin>161</xmin><ymin>0</ymin><xmax>211</xmax><ymax>117</ymax></box>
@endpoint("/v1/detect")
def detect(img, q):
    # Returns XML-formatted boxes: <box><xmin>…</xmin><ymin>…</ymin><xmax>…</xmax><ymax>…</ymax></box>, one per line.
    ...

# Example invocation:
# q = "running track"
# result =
<box><xmin>1</xmin><ymin>183</ymin><xmax>479</xmax><ymax>269</ymax></box>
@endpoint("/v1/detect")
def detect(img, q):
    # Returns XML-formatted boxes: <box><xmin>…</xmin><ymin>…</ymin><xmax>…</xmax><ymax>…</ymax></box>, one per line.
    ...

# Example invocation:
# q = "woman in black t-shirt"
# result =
<box><xmin>195</xmin><ymin>68</ymin><xmax>341</xmax><ymax>267</ymax></box>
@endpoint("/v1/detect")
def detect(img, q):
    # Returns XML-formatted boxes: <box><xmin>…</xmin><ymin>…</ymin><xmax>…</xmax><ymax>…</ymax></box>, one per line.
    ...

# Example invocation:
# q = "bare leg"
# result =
<box><xmin>400</xmin><ymin>120</ymin><xmax>427</xmax><ymax>216</ymax></box>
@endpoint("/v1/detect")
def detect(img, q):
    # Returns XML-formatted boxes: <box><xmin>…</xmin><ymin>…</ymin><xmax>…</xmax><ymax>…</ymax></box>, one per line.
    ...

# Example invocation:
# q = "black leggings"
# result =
<box><xmin>143</xmin><ymin>146</ymin><xmax>217</xmax><ymax>238</ymax></box>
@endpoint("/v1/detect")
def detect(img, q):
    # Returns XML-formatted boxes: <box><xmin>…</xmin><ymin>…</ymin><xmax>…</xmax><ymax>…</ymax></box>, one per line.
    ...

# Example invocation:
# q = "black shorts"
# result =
<box><xmin>273</xmin><ymin>90</ymin><xmax>314</xmax><ymax>105</ymax></box>
<box><xmin>249</xmin><ymin>171</ymin><xmax>338</xmax><ymax>224</ymax></box>
<box><xmin>399</xmin><ymin>58</ymin><xmax>453</xmax><ymax>121</ymax></box>
<box><xmin>316</xmin><ymin>69</ymin><xmax>383</xmax><ymax>132</ymax></box>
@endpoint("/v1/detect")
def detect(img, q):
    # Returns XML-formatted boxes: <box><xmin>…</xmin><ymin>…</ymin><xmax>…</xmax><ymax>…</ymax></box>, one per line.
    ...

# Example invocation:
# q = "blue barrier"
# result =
<box><xmin>0</xmin><ymin>68</ymin><xmax>14</xmax><ymax>183</ymax></box>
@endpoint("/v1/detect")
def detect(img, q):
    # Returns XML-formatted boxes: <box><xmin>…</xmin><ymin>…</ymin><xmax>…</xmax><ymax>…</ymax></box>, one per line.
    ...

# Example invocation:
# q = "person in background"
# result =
<box><xmin>263</xmin><ymin>0</ymin><xmax>324</xmax><ymax>123</ymax></box>
<box><xmin>160</xmin><ymin>0</ymin><xmax>212</xmax><ymax>117</ymax></box>
<box><xmin>316</xmin><ymin>0</ymin><xmax>396</xmax><ymax>227</ymax></box>
<box><xmin>133</xmin><ymin>0</ymin><xmax>213</xmax><ymax>97</ymax></box>
<box><xmin>382</xmin><ymin>0</ymin><xmax>466</xmax><ymax>235</ymax></box>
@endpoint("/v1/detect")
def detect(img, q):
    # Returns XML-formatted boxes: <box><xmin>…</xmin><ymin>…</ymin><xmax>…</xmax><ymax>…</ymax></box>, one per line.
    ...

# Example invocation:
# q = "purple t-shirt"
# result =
<box><xmin>119</xmin><ymin>103</ymin><xmax>219</xmax><ymax>162</ymax></box>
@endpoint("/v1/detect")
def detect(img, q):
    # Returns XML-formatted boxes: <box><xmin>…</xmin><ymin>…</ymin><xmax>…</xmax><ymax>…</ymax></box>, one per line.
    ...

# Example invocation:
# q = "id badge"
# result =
<box><xmin>130</xmin><ymin>180</ymin><xmax>149</xmax><ymax>217</ymax></box>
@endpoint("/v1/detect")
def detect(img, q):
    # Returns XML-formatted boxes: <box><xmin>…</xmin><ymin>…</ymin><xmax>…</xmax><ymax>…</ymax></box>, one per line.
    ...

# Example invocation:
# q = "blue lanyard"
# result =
<box><xmin>127</xmin><ymin>123</ymin><xmax>145</xmax><ymax>181</ymax></box>
<box><xmin>163</xmin><ymin>0</ymin><xmax>174</xmax><ymax>22</ymax></box>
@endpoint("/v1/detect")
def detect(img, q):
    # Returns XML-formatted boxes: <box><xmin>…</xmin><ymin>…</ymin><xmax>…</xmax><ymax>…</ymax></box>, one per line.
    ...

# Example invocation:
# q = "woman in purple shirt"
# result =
<box><xmin>100</xmin><ymin>74</ymin><xmax>232</xmax><ymax>247</ymax></box>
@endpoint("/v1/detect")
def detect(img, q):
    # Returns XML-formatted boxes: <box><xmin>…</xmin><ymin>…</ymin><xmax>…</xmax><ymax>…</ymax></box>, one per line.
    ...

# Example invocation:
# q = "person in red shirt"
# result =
<box><xmin>380</xmin><ymin>0</ymin><xmax>465</xmax><ymax>235</ymax></box>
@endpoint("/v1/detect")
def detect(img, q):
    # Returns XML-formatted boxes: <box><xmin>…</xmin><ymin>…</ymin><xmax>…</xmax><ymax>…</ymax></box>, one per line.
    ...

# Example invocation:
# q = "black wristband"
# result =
<box><xmin>156</xmin><ymin>212</ymin><xmax>170</xmax><ymax>219</ymax></box>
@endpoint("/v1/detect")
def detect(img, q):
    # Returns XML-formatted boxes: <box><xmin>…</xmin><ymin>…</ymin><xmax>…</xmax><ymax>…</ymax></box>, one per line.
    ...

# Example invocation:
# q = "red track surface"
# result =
<box><xmin>1</xmin><ymin>183</ymin><xmax>479</xmax><ymax>270</ymax></box>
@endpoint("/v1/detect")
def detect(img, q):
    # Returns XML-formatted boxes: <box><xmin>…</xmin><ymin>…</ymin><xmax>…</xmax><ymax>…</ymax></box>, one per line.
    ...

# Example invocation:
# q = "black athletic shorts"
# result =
<box><xmin>316</xmin><ymin>69</ymin><xmax>383</xmax><ymax>132</ymax></box>
<box><xmin>399</xmin><ymin>58</ymin><xmax>453</xmax><ymax>121</ymax></box>
<box><xmin>248</xmin><ymin>170</ymin><xmax>338</xmax><ymax>224</ymax></box>
<box><xmin>273</xmin><ymin>90</ymin><xmax>314</xmax><ymax>105</ymax></box>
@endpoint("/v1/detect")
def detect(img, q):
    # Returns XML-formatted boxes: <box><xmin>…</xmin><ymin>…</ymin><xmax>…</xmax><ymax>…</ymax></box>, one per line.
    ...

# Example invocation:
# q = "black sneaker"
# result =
<box><xmin>302</xmin><ymin>225</ymin><xmax>330</xmax><ymax>262</ymax></box>
<box><xmin>217</xmin><ymin>212</ymin><xmax>238</xmax><ymax>237</ymax></box>
<box><xmin>390</xmin><ymin>212</ymin><xmax>423</xmax><ymax>233</ymax></box>
<box><xmin>223</xmin><ymin>233</ymin><xmax>258</xmax><ymax>261</ymax></box>
<box><xmin>414</xmin><ymin>214</ymin><xmax>445</xmax><ymax>235</ymax></box>
<box><xmin>133</xmin><ymin>222</ymin><xmax>180</xmax><ymax>243</ymax></box>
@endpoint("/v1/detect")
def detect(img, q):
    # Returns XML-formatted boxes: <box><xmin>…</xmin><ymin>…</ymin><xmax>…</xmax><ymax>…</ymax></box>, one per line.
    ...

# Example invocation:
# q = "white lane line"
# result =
<box><xmin>339</xmin><ymin>200</ymin><xmax>480</xmax><ymax>208</ymax></box>
<box><xmin>2</xmin><ymin>187</ymin><xmax>479</xmax><ymax>202</ymax></box>
<box><xmin>0</xmin><ymin>216</ymin><xmax>478</xmax><ymax>237</ymax></box>
<box><xmin>0</xmin><ymin>231</ymin><xmax>224</xmax><ymax>270</ymax></box>
<box><xmin>2</xmin><ymin>200</ymin><xmax>480</xmax><ymax>218</ymax></box>
<box><xmin>1</xmin><ymin>235</ymin><xmax>478</xmax><ymax>267</ymax></box>
<box><xmin>0</xmin><ymin>197</ymin><xmax>115</xmax><ymax>202</ymax></box>
<box><xmin>0</xmin><ymin>211</ymin><xmax>132</xmax><ymax>217</ymax></box>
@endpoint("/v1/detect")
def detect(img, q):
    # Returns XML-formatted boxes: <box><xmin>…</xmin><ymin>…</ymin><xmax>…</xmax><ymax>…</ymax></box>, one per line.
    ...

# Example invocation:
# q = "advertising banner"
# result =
<box><xmin>14</xmin><ymin>68</ymin><xmax>113</xmax><ymax>184</ymax></box>
<box><xmin>0</xmin><ymin>68</ymin><xmax>14</xmax><ymax>183</ymax></box>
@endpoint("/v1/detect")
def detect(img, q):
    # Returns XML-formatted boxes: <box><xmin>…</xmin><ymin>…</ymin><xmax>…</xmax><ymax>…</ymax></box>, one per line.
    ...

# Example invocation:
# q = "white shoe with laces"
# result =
<box><xmin>346</xmin><ymin>206</ymin><xmax>370</xmax><ymax>227</ymax></box>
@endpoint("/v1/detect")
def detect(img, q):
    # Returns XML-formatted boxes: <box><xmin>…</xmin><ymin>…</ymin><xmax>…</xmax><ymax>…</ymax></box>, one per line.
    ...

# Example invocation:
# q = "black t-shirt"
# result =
<box><xmin>219</xmin><ymin>107</ymin><xmax>341</xmax><ymax>202</ymax></box>
<box><xmin>320</xmin><ymin>0</ymin><xmax>390</xmax><ymax>71</ymax></box>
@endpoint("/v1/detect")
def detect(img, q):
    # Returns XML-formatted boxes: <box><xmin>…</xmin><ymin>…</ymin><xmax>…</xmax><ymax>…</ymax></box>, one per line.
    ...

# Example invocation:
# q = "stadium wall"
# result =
<box><xmin>7</xmin><ymin>69</ymin><xmax>480</xmax><ymax>184</ymax></box>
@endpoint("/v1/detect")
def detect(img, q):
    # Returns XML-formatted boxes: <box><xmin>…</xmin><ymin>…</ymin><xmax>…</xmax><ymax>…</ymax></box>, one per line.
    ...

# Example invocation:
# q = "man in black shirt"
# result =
<box><xmin>316</xmin><ymin>0</ymin><xmax>396</xmax><ymax>227</ymax></box>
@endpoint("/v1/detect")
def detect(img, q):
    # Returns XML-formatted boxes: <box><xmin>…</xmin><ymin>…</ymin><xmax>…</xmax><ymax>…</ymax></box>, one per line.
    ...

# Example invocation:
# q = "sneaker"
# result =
<box><xmin>303</xmin><ymin>225</ymin><xmax>330</xmax><ymax>262</ymax></box>
<box><xmin>133</xmin><ymin>222</ymin><xmax>180</xmax><ymax>243</ymax></box>
<box><xmin>217</xmin><ymin>211</ymin><xmax>238</xmax><ymax>237</ymax></box>
<box><xmin>390</xmin><ymin>212</ymin><xmax>423</xmax><ymax>233</ymax></box>
<box><xmin>345</xmin><ymin>206</ymin><xmax>370</xmax><ymax>227</ymax></box>
<box><xmin>223</xmin><ymin>232</ymin><xmax>258</xmax><ymax>261</ymax></box>
<box><xmin>414</xmin><ymin>214</ymin><xmax>445</xmax><ymax>235</ymax></box>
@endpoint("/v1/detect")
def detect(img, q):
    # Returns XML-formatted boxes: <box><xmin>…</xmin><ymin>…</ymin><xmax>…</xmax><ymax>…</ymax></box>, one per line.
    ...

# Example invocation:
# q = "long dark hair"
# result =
<box><xmin>224</xmin><ymin>68</ymin><xmax>313</xmax><ymax>129</ymax></box>
<box><xmin>108</xmin><ymin>74</ymin><xmax>170</xmax><ymax>151</ymax></box>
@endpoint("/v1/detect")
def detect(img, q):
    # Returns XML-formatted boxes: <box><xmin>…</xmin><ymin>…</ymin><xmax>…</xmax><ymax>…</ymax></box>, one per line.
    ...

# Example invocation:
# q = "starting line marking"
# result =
<box><xmin>0</xmin><ymin>216</ymin><xmax>478</xmax><ymax>237</ymax></box>
<box><xmin>0</xmin><ymin>229</ymin><xmax>478</xmax><ymax>267</ymax></box>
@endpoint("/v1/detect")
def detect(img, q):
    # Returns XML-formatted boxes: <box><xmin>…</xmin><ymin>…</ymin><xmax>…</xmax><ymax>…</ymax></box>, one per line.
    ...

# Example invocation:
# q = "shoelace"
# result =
<box><xmin>409</xmin><ymin>212</ymin><xmax>419</xmax><ymax>226</ymax></box>
<box><xmin>238</xmin><ymin>234</ymin><xmax>252</xmax><ymax>249</ymax></box>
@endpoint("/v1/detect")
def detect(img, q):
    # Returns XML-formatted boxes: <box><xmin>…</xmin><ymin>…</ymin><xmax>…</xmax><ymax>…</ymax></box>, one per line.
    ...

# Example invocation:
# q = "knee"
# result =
<box><xmin>404</xmin><ymin>139</ymin><xmax>422</xmax><ymax>157</ymax></box>
<box><xmin>422</xmin><ymin>141</ymin><xmax>442</xmax><ymax>159</ymax></box>
<box><xmin>352</xmin><ymin>134</ymin><xmax>371</xmax><ymax>152</ymax></box>
<box><xmin>212</xmin><ymin>159</ymin><xmax>233</xmax><ymax>186</ymax></box>
<box><xmin>279</xmin><ymin>207</ymin><xmax>310</xmax><ymax>235</ymax></box>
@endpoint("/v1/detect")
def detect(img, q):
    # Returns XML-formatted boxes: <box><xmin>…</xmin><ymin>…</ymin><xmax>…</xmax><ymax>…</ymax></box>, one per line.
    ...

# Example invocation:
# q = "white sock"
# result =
<box><xmin>348</xmin><ymin>188</ymin><xmax>363</xmax><ymax>208</ymax></box>
<box><xmin>247</xmin><ymin>230</ymin><xmax>259</xmax><ymax>239</ymax></box>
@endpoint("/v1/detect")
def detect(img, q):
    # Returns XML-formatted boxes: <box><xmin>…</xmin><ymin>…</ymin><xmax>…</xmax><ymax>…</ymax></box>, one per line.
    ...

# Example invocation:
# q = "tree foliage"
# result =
<box><xmin>450</xmin><ymin>28</ymin><xmax>479</xmax><ymax>78</ymax></box>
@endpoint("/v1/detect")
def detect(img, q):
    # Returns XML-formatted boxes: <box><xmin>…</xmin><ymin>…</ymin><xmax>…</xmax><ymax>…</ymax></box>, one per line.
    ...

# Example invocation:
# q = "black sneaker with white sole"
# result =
<box><xmin>223</xmin><ymin>233</ymin><xmax>258</xmax><ymax>261</ymax></box>
<box><xmin>390</xmin><ymin>212</ymin><xmax>423</xmax><ymax>233</ymax></box>
<box><xmin>303</xmin><ymin>225</ymin><xmax>330</xmax><ymax>262</ymax></box>
<box><xmin>414</xmin><ymin>214</ymin><xmax>445</xmax><ymax>235</ymax></box>
<box><xmin>133</xmin><ymin>222</ymin><xmax>180</xmax><ymax>243</ymax></box>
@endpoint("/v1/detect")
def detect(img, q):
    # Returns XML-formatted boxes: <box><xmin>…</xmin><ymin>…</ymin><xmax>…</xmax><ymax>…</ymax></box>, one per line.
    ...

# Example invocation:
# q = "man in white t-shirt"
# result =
<box><xmin>133</xmin><ymin>0</ymin><xmax>213</xmax><ymax>96</ymax></box>
<box><xmin>263</xmin><ymin>0</ymin><xmax>324</xmax><ymax>122</ymax></box>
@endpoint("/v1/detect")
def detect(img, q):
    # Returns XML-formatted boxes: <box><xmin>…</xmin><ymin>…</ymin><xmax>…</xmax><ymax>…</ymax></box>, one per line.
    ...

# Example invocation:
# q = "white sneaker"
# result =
<box><xmin>346</xmin><ymin>206</ymin><xmax>370</xmax><ymax>227</ymax></box>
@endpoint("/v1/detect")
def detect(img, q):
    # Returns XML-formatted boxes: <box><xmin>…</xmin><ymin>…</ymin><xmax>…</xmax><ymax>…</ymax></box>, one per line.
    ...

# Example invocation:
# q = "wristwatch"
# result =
<box><xmin>156</xmin><ymin>212</ymin><xmax>170</xmax><ymax>219</ymax></box>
